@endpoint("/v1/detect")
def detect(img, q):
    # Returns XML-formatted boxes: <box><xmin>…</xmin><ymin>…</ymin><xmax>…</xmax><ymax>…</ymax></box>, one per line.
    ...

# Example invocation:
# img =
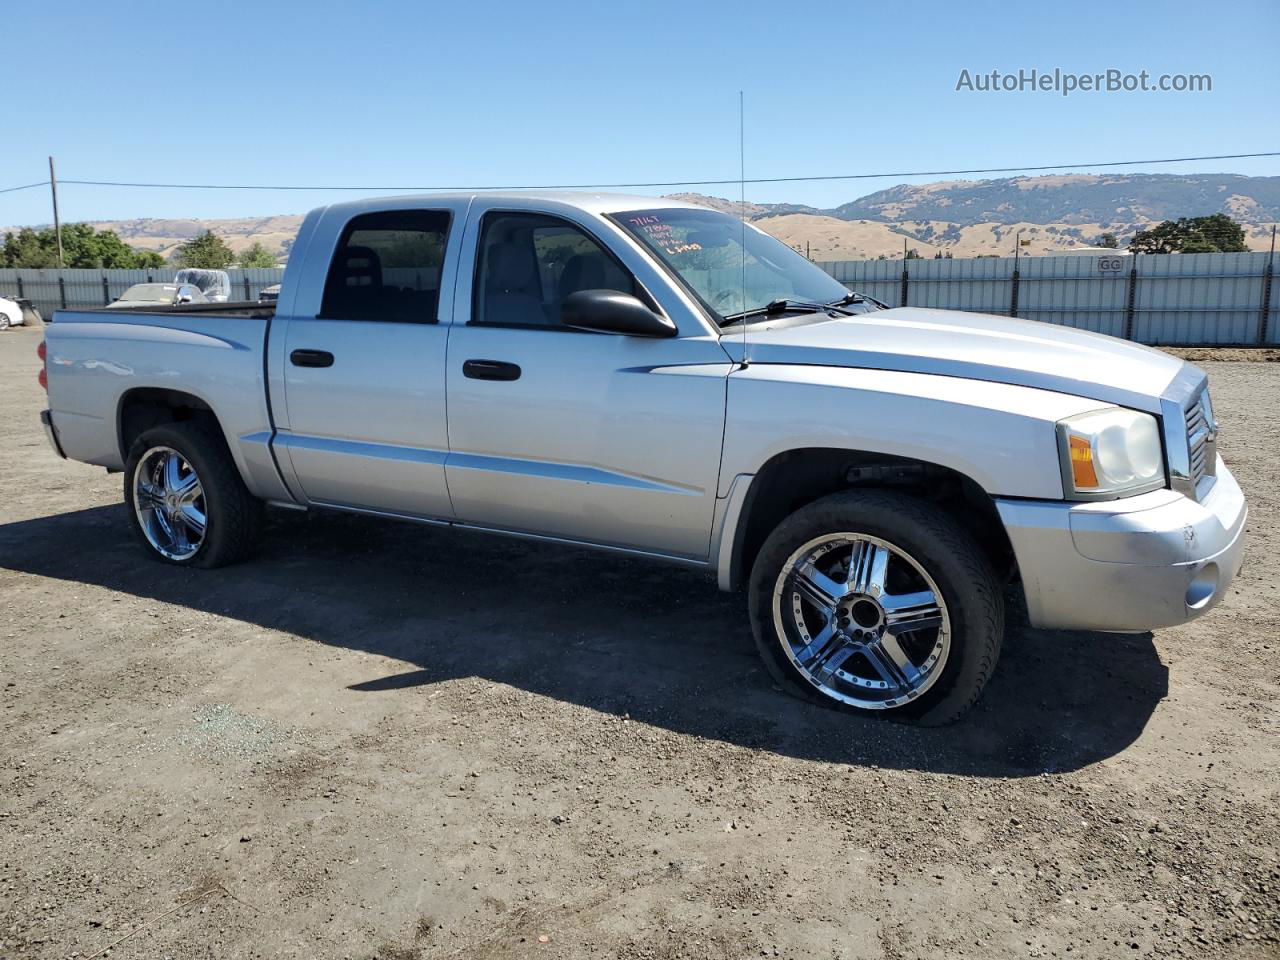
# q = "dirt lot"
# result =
<box><xmin>1</xmin><ymin>323</ymin><xmax>1277</xmax><ymax>960</ymax></box>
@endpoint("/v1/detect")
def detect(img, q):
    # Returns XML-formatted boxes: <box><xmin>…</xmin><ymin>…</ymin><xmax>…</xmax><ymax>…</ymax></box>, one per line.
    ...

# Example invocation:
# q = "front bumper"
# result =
<box><xmin>996</xmin><ymin>457</ymin><xmax>1248</xmax><ymax>631</ymax></box>
<box><xmin>41</xmin><ymin>409</ymin><xmax>66</xmax><ymax>459</ymax></box>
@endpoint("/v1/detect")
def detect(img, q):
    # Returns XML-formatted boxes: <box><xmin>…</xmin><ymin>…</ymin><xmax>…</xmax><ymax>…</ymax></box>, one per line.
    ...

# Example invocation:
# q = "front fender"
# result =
<box><xmin>710</xmin><ymin>365</ymin><xmax>1112</xmax><ymax>591</ymax></box>
<box><xmin>719</xmin><ymin>365</ymin><xmax>1109</xmax><ymax>501</ymax></box>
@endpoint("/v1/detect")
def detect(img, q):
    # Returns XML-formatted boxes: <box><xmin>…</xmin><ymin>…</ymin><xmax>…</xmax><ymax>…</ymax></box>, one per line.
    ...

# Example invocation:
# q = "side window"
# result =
<box><xmin>472</xmin><ymin>212</ymin><xmax>637</xmax><ymax>328</ymax></box>
<box><xmin>321</xmin><ymin>209</ymin><xmax>450</xmax><ymax>323</ymax></box>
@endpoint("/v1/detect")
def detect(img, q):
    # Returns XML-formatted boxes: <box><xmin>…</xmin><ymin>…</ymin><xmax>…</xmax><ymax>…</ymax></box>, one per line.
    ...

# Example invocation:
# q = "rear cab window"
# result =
<box><xmin>321</xmin><ymin>210</ymin><xmax>451</xmax><ymax>323</ymax></box>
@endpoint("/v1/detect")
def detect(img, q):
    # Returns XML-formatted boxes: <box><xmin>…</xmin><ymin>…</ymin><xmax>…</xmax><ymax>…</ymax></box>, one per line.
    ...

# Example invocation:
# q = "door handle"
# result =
<box><xmin>290</xmin><ymin>349</ymin><xmax>334</xmax><ymax>368</ymax></box>
<box><xmin>463</xmin><ymin>359</ymin><xmax>521</xmax><ymax>381</ymax></box>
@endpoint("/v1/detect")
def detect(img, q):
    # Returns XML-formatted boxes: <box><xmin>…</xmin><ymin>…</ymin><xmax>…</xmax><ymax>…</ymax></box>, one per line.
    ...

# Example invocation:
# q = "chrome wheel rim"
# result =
<box><xmin>772</xmin><ymin>533</ymin><xmax>950</xmax><ymax>710</ymax></box>
<box><xmin>132</xmin><ymin>446</ymin><xmax>207</xmax><ymax>561</ymax></box>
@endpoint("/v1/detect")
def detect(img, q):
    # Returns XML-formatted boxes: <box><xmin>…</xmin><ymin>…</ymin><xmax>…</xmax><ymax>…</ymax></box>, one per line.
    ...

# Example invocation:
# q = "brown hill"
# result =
<box><xmin>91</xmin><ymin>215</ymin><xmax>305</xmax><ymax>261</ymax></box>
<box><xmin>4</xmin><ymin>173</ymin><xmax>1276</xmax><ymax>263</ymax></box>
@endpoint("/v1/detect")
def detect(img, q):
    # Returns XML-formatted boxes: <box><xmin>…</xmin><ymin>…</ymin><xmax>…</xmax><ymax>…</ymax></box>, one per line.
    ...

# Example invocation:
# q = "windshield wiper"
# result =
<box><xmin>827</xmin><ymin>291</ymin><xmax>886</xmax><ymax>310</ymax></box>
<box><xmin>827</xmin><ymin>292</ymin><xmax>864</xmax><ymax>307</ymax></box>
<box><xmin>721</xmin><ymin>299</ymin><xmax>836</xmax><ymax>325</ymax></box>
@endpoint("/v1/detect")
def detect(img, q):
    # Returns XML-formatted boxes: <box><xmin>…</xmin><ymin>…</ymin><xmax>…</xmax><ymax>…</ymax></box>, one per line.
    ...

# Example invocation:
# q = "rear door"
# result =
<box><xmin>442</xmin><ymin>205</ymin><xmax>732</xmax><ymax>560</ymax></box>
<box><xmin>273</xmin><ymin>204</ymin><xmax>462</xmax><ymax>519</ymax></box>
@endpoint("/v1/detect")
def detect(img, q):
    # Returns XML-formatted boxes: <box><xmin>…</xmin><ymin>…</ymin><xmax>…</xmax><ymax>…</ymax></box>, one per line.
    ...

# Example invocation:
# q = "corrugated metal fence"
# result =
<box><xmin>819</xmin><ymin>251</ymin><xmax>1277</xmax><ymax>346</ymax></box>
<box><xmin>0</xmin><ymin>267</ymin><xmax>285</xmax><ymax>318</ymax></box>
<box><xmin>2</xmin><ymin>252</ymin><xmax>1276</xmax><ymax>345</ymax></box>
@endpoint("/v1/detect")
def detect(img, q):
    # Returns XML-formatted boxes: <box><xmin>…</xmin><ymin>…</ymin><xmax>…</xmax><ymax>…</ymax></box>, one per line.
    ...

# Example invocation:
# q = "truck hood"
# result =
<box><xmin>728</xmin><ymin>307</ymin><xmax>1189</xmax><ymax>412</ymax></box>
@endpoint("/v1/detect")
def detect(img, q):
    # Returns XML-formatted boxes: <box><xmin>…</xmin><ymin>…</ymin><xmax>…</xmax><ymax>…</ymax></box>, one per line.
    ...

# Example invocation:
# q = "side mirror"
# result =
<box><xmin>560</xmin><ymin>289</ymin><xmax>677</xmax><ymax>338</ymax></box>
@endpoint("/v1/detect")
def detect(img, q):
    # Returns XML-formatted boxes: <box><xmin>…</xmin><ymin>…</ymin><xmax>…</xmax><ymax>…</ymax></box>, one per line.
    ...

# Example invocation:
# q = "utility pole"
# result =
<box><xmin>48</xmin><ymin>156</ymin><xmax>64</xmax><ymax>268</ymax></box>
<box><xmin>1260</xmin><ymin>225</ymin><xmax>1276</xmax><ymax>345</ymax></box>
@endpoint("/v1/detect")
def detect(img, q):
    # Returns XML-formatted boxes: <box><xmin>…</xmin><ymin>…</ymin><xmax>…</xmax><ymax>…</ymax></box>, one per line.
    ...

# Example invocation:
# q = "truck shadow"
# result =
<box><xmin>0</xmin><ymin>504</ymin><xmax>1168</xmax><ymax>777</ymax></box>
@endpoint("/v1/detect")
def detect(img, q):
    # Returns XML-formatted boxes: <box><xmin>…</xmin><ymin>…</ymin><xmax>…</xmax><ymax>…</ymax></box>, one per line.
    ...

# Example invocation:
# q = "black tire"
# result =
<box><xmin>747</xmin><ymin>489</ymin><xmax>1003</xmax><ymax>725</ymax></box>
<box><xmin>123</xmin><ymin>422</ymin><xmax>262</xmax><ymax>568</ymax></box>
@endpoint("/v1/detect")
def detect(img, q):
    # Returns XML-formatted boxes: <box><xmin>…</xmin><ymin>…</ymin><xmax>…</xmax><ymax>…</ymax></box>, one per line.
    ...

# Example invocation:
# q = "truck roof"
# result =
<box><xmin>316</xmin><ymin>190</ymin><xmax>711</xmax><ymax>218</ymax></box>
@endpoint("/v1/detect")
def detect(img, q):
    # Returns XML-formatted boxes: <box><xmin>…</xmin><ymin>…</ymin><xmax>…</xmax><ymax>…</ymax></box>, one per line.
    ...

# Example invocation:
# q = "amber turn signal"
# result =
<box><xmin>1067</xmin><ymin>434</ymin><xmax>1099</xmax><ymax>489</ymax></box>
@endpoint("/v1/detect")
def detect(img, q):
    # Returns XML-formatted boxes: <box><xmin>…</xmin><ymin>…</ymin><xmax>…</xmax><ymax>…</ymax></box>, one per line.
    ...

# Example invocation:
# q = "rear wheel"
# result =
<box><xmin>123</xmin><ymin>422</ymin><xmax>261</xmax><ymax>567</ymax></box>
<box><xmin>748</xmin><ymin>490</ymin><xmax>1003</xmax><ymax>725</ymax></box>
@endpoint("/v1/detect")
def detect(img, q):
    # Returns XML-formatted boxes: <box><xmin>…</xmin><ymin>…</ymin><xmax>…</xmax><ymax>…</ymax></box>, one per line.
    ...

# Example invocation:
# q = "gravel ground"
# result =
<box><xmin>1</xmin><ymin>323</ymin><xmax>1277</xmax><ymax>960</ymax></box>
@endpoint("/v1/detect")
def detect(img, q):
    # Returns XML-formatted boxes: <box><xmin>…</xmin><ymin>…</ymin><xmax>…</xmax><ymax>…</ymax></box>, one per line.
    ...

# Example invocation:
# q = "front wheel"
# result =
<box><xmin>748</xmin><ymin>490</ymin><xmax>1003</xmax><ymax>725</ymax></box>
<box><xmin>123</xmin><ymin>422</ymin><xmax>262</xmax><ymax>568</ymax></box>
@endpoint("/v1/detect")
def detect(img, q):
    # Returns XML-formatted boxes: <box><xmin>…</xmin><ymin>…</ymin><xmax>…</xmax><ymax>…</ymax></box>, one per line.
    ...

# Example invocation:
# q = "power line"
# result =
<box><xmin>0</xmin><ymin>181</ymin><xmax>49</xmax><ymax>195</ymax></box>
<box><xmin>2</xmin><ymin>151</ymin><xmax>1278</xmax><ymax>197</ymax></box>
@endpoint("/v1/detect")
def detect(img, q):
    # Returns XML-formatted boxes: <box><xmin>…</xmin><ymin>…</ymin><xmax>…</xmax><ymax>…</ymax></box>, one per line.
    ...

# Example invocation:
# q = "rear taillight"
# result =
<box><xmin>37</xmin><ymin>340</ymin><xmax>47</xmax><ymax>390</ymax></box>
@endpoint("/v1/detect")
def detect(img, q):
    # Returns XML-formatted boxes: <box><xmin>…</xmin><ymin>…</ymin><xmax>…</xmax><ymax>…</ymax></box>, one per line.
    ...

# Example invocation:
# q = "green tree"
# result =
<box><xmin>237</xmin><ymin>242</ymin><xmax>277</xmax><ymax>268</ymax></box>
<box><xmin>174</xmin><ymin>230</ymin><xmax>236</xmax><ymax>269</ymax></box>
<box><xmin>1</xmin><ymin>229</ymin><xmax>58</xmax><ymax>268</ymax></box>
<box><xmin>1128</xmin><ymin>221</ymin><xmax>1184</xmax><ymax>254</ymax></box>
<box><xmin>132</xmin><ymin>249</ymin><xmax>167</xmax><ymax>268</ymax></box>
<box><xmin>1097</xmin><ymin>233</ymin><xmax>1119</xmax><ymax>249</ymax></box>
<box><xmin>1179</xmin><ymin>236</ymin><xmax>1220</xmax><ymax>254</ymax></box>
<box><xmin>1193</xmin><ymin>213</ymin><xmax>1248</xmax><ymax>251</ymax></box>
<box><xmin>904</xmin><ymin>248</ymin><xmax>922</xmax><ymax>260</ymax></box>
<box><xmin>61</xmin><ymin>224</ymin><xmax>168</xmax><ymax>268</ymax></box>
<box><xmin>1129</xmin><ymin>215</ymin><xmax>1247</xmax><ymax>254</ymax></box>
<box><xmin>2</xmin><ymin>224</ymin><xmax>165</xmax><ymax>268</ymax></box>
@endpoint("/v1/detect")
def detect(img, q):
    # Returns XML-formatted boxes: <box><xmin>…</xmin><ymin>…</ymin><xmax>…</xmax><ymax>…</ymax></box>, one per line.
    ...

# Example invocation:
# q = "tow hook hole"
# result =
<box><xmin>1186</xmin><ymin>562</ymin><xmax>1219</xmax><ymax>610</ymax></box>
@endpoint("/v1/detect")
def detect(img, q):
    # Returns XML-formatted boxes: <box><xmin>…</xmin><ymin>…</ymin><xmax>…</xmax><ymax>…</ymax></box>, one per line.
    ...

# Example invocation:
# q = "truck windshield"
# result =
<box><xmin>611</xmin><ymin>207</ymin><xmax>857</xmax><ymax>325</ymax></box>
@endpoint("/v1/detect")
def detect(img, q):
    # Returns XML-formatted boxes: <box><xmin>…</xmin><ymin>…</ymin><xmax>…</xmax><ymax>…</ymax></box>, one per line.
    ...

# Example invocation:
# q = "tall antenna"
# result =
<box><xmin>739</xmin><ymin>91</ymin><xmax>748</xmax><ymax>368</ymax></box>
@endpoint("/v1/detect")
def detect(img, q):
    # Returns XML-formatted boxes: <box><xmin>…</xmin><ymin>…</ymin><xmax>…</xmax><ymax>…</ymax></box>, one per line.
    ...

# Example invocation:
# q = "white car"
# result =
<box><xmin>0</xmin><ymin>296</ymin><xmax>25</xmax><ymax>329</ymax></box>
<box><xmin>106</xmin><ymin>283</ymin><xmax>208</xmax><ymax>309</ymax></box>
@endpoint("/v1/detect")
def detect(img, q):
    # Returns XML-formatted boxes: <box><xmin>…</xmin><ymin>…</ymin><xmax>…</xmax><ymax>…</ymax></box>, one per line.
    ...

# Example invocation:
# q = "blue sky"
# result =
<box><xmin>3</xmin><ymin>0</ymin><xmax>1277</xmax><ymax>227</ymax></box>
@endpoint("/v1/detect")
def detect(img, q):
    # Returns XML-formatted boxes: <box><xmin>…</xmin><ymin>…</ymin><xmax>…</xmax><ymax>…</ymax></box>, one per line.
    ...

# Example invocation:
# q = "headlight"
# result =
<box><xmin>1056</xmin><ymin>408</ymin><xmax>1165</xmax><ymax>499</ymax></box>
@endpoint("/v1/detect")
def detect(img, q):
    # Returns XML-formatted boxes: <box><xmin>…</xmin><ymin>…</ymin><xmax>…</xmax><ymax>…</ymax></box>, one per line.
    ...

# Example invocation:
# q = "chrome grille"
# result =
<box><xmin>1160</xmin><ymin>367</ymin><xmax>1215</xmax><ymax>501</ymax></box>
<box><xmin>1183</xmin><ymin>388</ymin><xmax>1217</xmax><ymax>494</ymax></box>
<box><xmin>1186</xmin><ymin>397</ymin><xmax>1208</xmax><ymax>485</ymax></box>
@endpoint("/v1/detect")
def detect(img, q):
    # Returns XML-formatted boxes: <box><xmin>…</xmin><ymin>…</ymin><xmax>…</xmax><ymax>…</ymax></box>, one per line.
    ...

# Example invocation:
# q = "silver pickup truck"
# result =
<box><xmin>37</xmin><ymin>192</ymin><xmax>1248</xmax><ymax>724</ymax></box>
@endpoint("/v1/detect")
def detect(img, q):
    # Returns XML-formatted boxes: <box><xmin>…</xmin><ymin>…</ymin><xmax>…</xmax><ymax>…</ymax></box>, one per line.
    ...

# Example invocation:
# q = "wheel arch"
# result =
<box><xmin>721</xmin><ymin>447</ymin><xmax>1015</xmax><ymax>592</ymax></box>
<box><xmin>116</xmin><ymin>387</ymin><xmax>228</xmax><ymax>464</ymax></box>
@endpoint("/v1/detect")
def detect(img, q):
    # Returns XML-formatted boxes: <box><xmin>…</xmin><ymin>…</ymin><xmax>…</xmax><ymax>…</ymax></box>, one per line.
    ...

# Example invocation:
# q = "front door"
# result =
<box><xmin>443</xmin><ymin>209</ymin><xmax>731</xmax><ymax>560</ymax></box>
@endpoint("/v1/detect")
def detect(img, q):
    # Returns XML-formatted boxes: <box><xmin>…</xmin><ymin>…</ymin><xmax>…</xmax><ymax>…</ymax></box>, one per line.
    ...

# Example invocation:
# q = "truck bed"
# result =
<box><xmin>43</xmin><ymin>304</ymin><xmax>291</xmax><ymax>503</ymax></box>
<box><xmin>63</xmin><ymin>300</ymin><xmax>276</xmax><ymax>319</ymax></box>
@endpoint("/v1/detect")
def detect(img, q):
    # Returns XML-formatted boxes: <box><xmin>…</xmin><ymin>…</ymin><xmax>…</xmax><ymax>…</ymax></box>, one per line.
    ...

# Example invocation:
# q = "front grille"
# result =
<box><xmin>1186</xmin><ymin>397</ymin><xmax>1208</xmax><ymax>485</ymax></box>
<box><xmin>1161</xmin><ymin>368</ymin><xmax>1217</xmax><ymax>501</ymax></box>
<box><xmin>1183</xmin><ymin>389</ymin><xmax>1216</xmax><ymax>493</ymax></box>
